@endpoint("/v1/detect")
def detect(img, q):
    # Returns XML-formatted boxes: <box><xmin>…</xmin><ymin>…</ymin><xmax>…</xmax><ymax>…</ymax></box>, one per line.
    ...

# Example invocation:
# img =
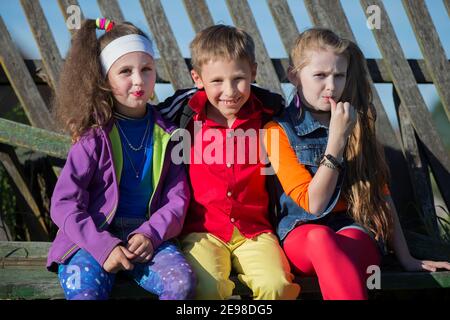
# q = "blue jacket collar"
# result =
<box><xmin>287</xmin><ymin>94</ymin><xmax>329</xmax><ymax>136</ymax></box>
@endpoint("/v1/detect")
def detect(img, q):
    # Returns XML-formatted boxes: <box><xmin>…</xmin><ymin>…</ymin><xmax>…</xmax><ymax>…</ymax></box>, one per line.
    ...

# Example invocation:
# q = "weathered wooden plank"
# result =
<box><xmin>267</xmin><ymin>0</ymin><xmax>299</xmax><ymax>56</ymax></box>
<box><xmin>0</xmin><ymin>59</ymin><xmax>171</xmax><ymax>85</ymax></box>
<box><xmin>394</xmin><ymin>89</ymin><xmax>439</xmax><ymax>236</ymax></box>
<box><xmin>0</xmin><ymin>210</ymin><xmax>12</xmax><ymax>241</ymax></box>
<box><xmin>139</xmin><ymin>0</ymin><xmax>193</xmax><ymax>90</ymax></box>
<box><xmin>0</xmin><ymin>17</ymin><xmax>55</xmax><ymax>130</ymax></box>
<box><xmin>381</xmin><ymin>271</ymin><xmax>450</xmax><ymax>290</ymax></box>
<box><xmin>0</xmin><ymin>267</ymin><xmax>162</xmax><ymax>299</ymax></box>
<box><xmin>20</xmin><ymin>0</ymin><xmax>63</xmax><ymax>91</ymax></box>
<box><xmin>225</xmin><ymin>0</ymin><xmax>284</xmax><ymax>96</ymax></box>
<box><xmin>97</xmin><ymin>0</ymin><xmax>124</xmax><ymax>22</ymax></box>
<box><xmin>1</xmin><ymin>240</ymin><xmax>450</xmax><ymax>300</ymax></box>
<box><xmin>304</xmin><ymin>0</ymin><xmax>354</xmax><ymax>39</ymax></box>
<box><xmin>360</xmin><ymin>0</ymin><xmax>450</xmax><ymax>211</ymax></box>
<box><xmin>2</xmin><ymin>58</ymin><xmax>446</xmax><ymax>86</ymax></box>
<box><xmin>366</xmin><ymin>58</ymin><xmax>441</xmax><ymax>84</ymax></box>
<box><xmin>0</xmin><ymin>267</ymin><xmax>64</xmax><ymax>299</ymax></box>
<box><xmin>182</xmin><ymin>0</ymin><xmax>214</xmax><ymax>33</ymax></box>
<box><xmin>0</xmin><ymin>118</ymin><xmax>70</xmax><ymax>159</ymax></box>
<box><xmin>1</xmin><ymin>262</ymin><xmax>449</xmax><ymax>299</ymax></box>
<box><xmin>402</xmin><ymin>0</ymin><xmax>450</xmax><ymax>121</ymax></box>
<box><xmin>0</xmin><ymin>145</ymin><xmax>49</xmax><ymax>240</ymax></box>
<box><xmin>445</xmin><ymin>0</ymin><xmax>450</xmax><ymax>17</ymax></box>
<box><xmin>0</xmin><ymin>241</ymin><xmax>51</xmax><ymax>258</ymax></box>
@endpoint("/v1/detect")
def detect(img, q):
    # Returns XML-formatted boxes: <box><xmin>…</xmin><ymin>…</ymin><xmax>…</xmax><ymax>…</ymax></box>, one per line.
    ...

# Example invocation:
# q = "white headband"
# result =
<box><xmin>100</xmin><ymin>34</ymin><xmax>155</xmax><ymax>76</ymax></box>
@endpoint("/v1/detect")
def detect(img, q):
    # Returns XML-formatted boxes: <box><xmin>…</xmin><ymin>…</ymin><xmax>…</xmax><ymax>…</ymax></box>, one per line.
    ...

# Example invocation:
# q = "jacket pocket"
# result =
<box><xmin>295</xmin><ymin>143</ymin><xmax>326</xmax><ymax>167</ymax></box>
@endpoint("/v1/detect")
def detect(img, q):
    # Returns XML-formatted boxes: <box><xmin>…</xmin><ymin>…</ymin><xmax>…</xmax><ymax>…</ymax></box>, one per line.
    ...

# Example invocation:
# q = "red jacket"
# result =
<box><xmin>181</xmin><ymin>90</ymin><xmax>274</xmax><ymax>242</ymax></box>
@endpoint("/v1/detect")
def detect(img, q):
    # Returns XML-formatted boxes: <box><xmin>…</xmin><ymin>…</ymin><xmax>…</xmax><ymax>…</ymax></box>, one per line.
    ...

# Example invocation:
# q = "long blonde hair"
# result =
<box><xmin>290</xmin><ymin>28</ymin><xmax>393</xmax><ymax>242</ymax></box>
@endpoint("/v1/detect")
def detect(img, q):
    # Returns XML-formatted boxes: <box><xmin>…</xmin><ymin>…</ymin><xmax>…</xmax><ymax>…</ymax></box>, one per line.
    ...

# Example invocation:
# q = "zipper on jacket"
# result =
<box><xmin>147</xmin><ymin>128</ymin><xmax>181</xmax><ymax>218</ymax></box>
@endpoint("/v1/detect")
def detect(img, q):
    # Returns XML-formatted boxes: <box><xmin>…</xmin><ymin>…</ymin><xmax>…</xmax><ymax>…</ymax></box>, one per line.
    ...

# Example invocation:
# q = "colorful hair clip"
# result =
<box><xmin>95</xmin><ymin>18</ymin><xmax>114</xmax><ymax>32</ymax></box>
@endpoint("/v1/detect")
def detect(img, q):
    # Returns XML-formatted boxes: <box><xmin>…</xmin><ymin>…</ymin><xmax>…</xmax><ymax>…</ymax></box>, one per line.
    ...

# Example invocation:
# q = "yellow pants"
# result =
<box><xmin>180</xmin><ymin>227</ymin><xmax>301</xmax><ymax>300</ymax></box>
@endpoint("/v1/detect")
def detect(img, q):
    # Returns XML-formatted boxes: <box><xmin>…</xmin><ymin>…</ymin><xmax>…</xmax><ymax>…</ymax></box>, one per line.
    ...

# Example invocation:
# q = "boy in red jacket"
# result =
<box><xmin>178</xmin><ymin>24</ymin><xmax>300</xmax><ymax>300</ymax></box>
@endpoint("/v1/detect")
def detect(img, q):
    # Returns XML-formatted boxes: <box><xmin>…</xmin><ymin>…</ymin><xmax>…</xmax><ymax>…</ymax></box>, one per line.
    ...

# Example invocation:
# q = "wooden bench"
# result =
<box><xmin>1</xmin><ymin>241</ymin><xmax>449</xmax><ymax>300</ymax></box>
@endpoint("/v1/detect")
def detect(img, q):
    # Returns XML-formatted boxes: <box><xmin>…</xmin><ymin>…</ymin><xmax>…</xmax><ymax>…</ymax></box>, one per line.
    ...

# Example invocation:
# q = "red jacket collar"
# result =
<box><xmin>187</xmin><ymin>89</ymin><xmax>273</xmax><ymax>121</ymax></box>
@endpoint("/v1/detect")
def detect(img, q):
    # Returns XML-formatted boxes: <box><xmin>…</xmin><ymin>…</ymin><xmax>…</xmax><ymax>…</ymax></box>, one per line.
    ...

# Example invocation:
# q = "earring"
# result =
<box><xmin>150</xmin><ymin>92</ymin><xmax>155</xmax><ymax>100</ymax></box>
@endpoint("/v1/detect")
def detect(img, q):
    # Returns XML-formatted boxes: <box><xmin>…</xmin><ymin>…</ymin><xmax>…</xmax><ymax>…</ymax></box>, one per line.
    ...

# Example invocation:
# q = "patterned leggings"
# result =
<box><xmin>58</xmin><ymin>242</ymin><xmax>196</xmax><ymax>300</ymax></box>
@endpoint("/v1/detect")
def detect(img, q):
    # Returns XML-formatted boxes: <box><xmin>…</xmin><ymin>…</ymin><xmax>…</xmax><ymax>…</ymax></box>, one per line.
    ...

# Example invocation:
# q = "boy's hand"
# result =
<box><xmin>127</xmin><ymin>234</ymin><xmax>154</xmax><ymax>263</ymax></box>
<box><xmin>103</xmin><ymin>245</ymin><xmax>135</xmax><ymax>273</ymax></box>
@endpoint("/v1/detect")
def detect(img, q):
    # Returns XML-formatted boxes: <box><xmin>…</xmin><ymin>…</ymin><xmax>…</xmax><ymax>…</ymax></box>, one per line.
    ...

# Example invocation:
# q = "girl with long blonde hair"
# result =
<box><xmin>264</xmin><ymin>28</ymin><xmax>450</xmax><ymax>300</ymax></box>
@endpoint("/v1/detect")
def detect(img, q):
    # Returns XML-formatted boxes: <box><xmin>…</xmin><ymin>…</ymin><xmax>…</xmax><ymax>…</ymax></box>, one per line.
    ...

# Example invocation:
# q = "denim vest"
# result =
<box><xmin>272</xmin><ymin>96</ymin><xmax>344</xmax><ymax>241</ymax></box>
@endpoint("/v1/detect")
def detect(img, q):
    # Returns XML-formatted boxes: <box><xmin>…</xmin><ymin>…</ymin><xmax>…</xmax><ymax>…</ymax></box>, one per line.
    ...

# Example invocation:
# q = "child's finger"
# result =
<box><xmin>143</xmin><ymin>253</ymin><xmax>152</xmax><ymax>262</ymax></box>
<box><xmin>140</xmin><ymin>249</ymin><xmax>152</xmax><ymax>260</ymax></box>
<box><xmin>427</xmin><ymin>261</ymin><xmax>450</xmax><ymax>270</ymax></box>
<box><xmin>121</xmin><ymin>246</ymin><xmax>138</xmax><ymax>260</ymax></box>
<box><xmin>329</xmin><ymin>97</ymin><xmax>337</xmax><ymax>113</ymax></box>
<box><xmin>120</xmin><ymin>257</ymin><xmax>134</xmax><ymax>271</ymax></box>
<box><xmin>343</xmin><ymin>102</ymin><xmax>350</xmax><ymax>115</ymax></box>
<box><xmin>107</xmin><ymin>265</ymin><xmax>120</xmax><ymax>274</ymax></box>
<box><xmin>127</xmin><ymin>239</ymin><xmax>141</xmax><ymax>253</ymax></box>
<box><xmin>133</xmin><ymin>251</ymin><xmax>151</xmax><ymax>264</ymax></box>
<box><xmin>421</xmin><ymin>262</ymin><xmax>436</xmax><ymax>272</ymax></box>
<box><xmin>131</xmin><ymin>242</ymin><xmax>147</xmax><ymax>257</ymax></box>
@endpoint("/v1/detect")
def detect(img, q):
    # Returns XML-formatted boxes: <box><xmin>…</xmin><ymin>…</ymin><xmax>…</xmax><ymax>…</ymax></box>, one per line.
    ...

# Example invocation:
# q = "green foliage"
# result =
<box><xmin>2</xmin><ymin>103</ymin><xmax>29</xmax><ymax>125</ymax></box>
<box><xmin>0</xmin><ymin>104</ymin><xmax>26</xmax><ymax>239</ymax></box>
<box><xmin>431</xmin><ymin>100</ymin><xmax>450</xmax><ymax>152</ymax></box>
<box><xmin>0</xmin><ymin>165</ymin><xmax>17</xmax><ymax>240</ymax></box>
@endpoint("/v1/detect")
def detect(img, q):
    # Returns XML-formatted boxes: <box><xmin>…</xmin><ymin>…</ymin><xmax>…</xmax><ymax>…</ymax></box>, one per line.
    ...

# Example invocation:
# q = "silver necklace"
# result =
<box><xmin>116</xmin><ymin>118</ymin><xmax>150</xmax><ymax>152</ymax></box>
<box><xmin>121</xmin><ymin>125</ymin><xmax>151</xmax><ymax>179</ymax></box>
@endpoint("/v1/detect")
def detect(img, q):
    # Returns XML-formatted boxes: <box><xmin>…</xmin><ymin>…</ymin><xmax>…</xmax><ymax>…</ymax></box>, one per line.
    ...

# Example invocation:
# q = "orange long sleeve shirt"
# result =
<box><xmin>264</xmin><ymin>121</ymin><xmax>347</xmax><ymax>213</ymax></box>
<box><xmin>263</xmin><ymin>121</ymin><xmax>389</xmax><ymax>213</ymax></box>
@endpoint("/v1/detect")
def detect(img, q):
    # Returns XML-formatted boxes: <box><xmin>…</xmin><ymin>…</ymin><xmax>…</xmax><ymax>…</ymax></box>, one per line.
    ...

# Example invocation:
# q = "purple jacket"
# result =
<box><xmin>47</xmin><ymin>108</ymin><xmax>190</xmax><ymax>271</ymax></box>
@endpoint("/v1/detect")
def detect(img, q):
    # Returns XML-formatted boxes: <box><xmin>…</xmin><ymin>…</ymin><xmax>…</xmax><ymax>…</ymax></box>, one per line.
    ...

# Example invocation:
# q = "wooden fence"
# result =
<box><xmin>0</xmin><ymin>0</ymin><xmax>449</xmax><ymax>261</ymax></box>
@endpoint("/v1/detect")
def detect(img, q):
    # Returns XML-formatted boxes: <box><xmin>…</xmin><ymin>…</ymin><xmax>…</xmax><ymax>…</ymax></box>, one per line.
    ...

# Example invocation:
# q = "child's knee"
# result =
<box><xmin>191</xmin><ymin>275</ymin><xmax>235</xmax><ymax>300</ymax></box>
<box><xmin>171</xmin><ymin>268</ymin><xmax>198</xmax><ymax>300</ymax></box>
<box><xmin>156</xmin><ymin>263</ymin><xmax>198</xmax><ymax>300</ymax></box>
<box><xmin>252</xmin><ymin>277</ymin><xmax>300</xmax><ymax>300</ymax></box>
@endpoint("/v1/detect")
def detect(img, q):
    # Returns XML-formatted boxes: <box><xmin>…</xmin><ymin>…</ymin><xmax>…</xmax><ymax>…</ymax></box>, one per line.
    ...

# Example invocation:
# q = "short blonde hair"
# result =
<box><xmin>190</xmin><ymin>24</ymin><xmax>255</xmax><ymax>72</ymax></box>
